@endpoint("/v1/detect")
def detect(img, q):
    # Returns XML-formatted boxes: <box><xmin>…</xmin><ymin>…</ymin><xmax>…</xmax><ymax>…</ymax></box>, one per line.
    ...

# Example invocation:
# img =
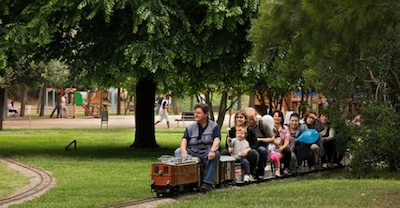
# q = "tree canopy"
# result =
<box><xmin>1</xmin><ymin>0</ymin><xmax>260</xmax><ymax>147</ymax></box>
<box><xmin>249</xmin><ymin>0</ymin><xmax>400</xmax><ymax>111</ymax></box>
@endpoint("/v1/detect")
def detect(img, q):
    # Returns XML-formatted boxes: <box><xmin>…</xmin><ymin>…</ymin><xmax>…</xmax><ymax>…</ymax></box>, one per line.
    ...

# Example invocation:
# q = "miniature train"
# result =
<box><xmin>150</xmin><ymin>155</ymin><xmax>343</xmax><ymax>197</ymax></box>
<box><xmin>150</xmin><ymin>155</ymin><xmax>237</xmax><ymax>197</ymax></box>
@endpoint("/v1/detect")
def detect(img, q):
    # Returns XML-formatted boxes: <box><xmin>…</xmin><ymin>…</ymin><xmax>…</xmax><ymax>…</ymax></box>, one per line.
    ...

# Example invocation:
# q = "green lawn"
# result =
<box><xmin>1</xmin><ymin>128</ymin><xmax>399</xmax><ymax>208</ymax></box>
<box><xmin>0</xmin><ymin>128</ymin><xmax>184</xmax><ymax>208</ymax></box>
<box><xmin>0</xmin><ymin>162</ymin><xmax>29</xmax><ymax>199</ymax></box>
<box><xmin>161</xmin><ymin>176</ymin><xmax>400</xmax><ymax>208</ymax></box>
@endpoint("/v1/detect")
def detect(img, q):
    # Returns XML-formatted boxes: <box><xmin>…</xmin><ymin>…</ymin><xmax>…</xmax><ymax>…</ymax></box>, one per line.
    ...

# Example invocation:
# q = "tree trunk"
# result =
<box><xmin>205</xmin><ymin>90</ymin><xmax>214</xmax><ymax>121</ymax></box>
<box><xmin>171</xmin><ymin>97</ymin><xmax>179</xmax><ymax>115</ymax></box>
<box><xmin>248</xmin><ymin>92</ymin><xmax>255</xmax><ymax>107</ymax></box>
<box><xmin>37</xmin><ymin>85</ymin><xmax>43</xmax><ymax>114</ymax></box>
<box><xmin>117</xmin><ymin>87</ymin><xmax>121</xmax><ymax>115</ymax></box>
<box><xmin>131</xmin><ymin>76</ymin><xmax>158</xmax><ymax>148</ymax></box>
<box><xmin>216</xmin><ymin>92</ymin><xmax>228</xmax><ymax>128</ymax></box>
<box><xmin>20</xmin><ymin>85</ymin><xmax>28</xmax><ymax>117</ymax></box>
<box><xmin>190</xmin><ymin>95</ymin><xmax>194</xmax><ymax>111</ymax></box>
<box><xmin>237</xmin><ymin>95</ymin><xmax>242</xmax><ymax>110</ymax></box>
<box><xmin>0</xmin><ymin>88</ymin><xmax>5</xmax><ymax>130</ymax></box>
<box><xmin>39</xmin><ymin>84</ymin><xmax>46</xmax><ymax>116</ymax></box>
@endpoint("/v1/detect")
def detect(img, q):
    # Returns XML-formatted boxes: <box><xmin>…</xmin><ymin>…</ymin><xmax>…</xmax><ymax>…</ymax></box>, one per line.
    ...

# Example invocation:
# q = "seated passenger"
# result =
<box><xmin>174</xmin><ymin>103</ymin><xmax>220</xmax><ymax>192</ymax></box>
<box><xmin>245</xmin><ymin>107</ymin><xmax>274</xmax><ymax>180</ymax></box>
<box><xmin>319</xmin><ymin>113</ymin><xmax>337</xmax><ymax>168</ymax></box>
<box><xmin>303</xmin><ymin>110</ymin><xmax>324</xmax><ymax>170</ymax></box>
<box><xmin>266</xmin><ymin>127</ymin><xmax>282</xmax><ymax>177</ymax></box>
<box><xmin>272</xmin><ymin>110</ymin><xmax>291</xmax><ymax>175</ymax></box>
<box><xmin>228</xmin><ymin>126</ymin><xmax>252</xmax><ymax>182</ymax></box>
<box><xmin>289</xmin><ymin>113</ymin><xmax>308</xmax><ymax>169</ymax></box>
<box><xmin>223</xmin><ymin>110</ymin><xmax>258</xmax><ymax>181</ymax></box>
<box><xmin>7</xmin><ymin>101</ymin><xmax>18</xmax><ymax>117</ymax></box>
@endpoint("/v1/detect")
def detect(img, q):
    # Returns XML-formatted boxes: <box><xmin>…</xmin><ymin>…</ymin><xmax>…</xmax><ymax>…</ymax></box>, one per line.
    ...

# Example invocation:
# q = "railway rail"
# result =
<box><xmin>106</xmin><ymin>165</ymin><xmax>344</xmax><ymax>208</ymax></box>
<box><xmin>0</xmin><ymin>157</ymin><xmax>56</xmax><ymax>208</ymax></box>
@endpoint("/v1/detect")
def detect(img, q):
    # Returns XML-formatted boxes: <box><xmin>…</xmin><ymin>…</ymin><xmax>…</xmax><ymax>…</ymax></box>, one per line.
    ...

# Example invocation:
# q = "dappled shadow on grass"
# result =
<box><xmin>0</xmin><ymin>128</ymin><xmax>181</xmax><ymax>160</ymax></box>
<box><xmin>0</xmin><ymin>145</ymin><xmax>177</xmax><ymax>161</ymax></box>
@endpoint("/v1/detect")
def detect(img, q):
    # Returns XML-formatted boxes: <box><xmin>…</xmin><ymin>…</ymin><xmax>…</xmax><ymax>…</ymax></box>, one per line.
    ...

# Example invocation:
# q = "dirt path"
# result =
<box><xmin>3</xmin><ymin>114</ymin><xmax>232</xmax><ymax>129</ymax></box>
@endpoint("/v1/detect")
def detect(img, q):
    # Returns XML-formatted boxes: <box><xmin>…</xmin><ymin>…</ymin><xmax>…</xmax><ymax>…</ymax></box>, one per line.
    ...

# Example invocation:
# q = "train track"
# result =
<box><xmin>0</xmin><ymin>157</ymin><xmax>56</xmax><ymax>208</ymax></box>
<box><xmin>105</xmin><ymin>166</ymin><xmax>344</xmax><ymax>208</ymax></box>
<box><xmin>104</xmin><ymin>192</ymin><xmax>210</xmax><ymax>208</ymax></box>
<box><xmin>104</xmin><ymin>196</ymin><xmax>178</xmax><ymax>208</ymax></box>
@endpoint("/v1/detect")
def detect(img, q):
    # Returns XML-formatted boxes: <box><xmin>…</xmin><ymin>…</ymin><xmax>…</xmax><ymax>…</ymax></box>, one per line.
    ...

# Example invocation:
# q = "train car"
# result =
<box><xmin>151</xmin><ymin>155</ymin><xmax>239</xmax><ymax>196</ymax></box>
<box><xmin>151</xmin><ymin>156</ymin><xmax>200</xmax><ymax>197</ymax></box>
<box><xmin>218</xmin><ymin>156</ymin><xmax>236</xmax><ymax>186</ymax></box>
<box><xmin>151</xmin><ymin>152</ymin><xmax>346</xmax><ymax>197</ymax></box>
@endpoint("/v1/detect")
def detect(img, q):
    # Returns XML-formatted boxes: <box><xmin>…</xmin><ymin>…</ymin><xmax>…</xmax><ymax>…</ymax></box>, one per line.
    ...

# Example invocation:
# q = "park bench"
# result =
<box><xmin>175</xmin><ymin>112</ymin><xmax>195</xmax><ymax>127</ymax></box>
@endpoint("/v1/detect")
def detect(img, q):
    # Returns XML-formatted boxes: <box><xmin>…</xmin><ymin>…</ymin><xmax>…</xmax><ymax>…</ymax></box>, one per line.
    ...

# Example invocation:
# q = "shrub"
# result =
<box><xmin>349</xmin><ymin>102</ymin><xmax>400</xmax><ymax>177</ymax></box>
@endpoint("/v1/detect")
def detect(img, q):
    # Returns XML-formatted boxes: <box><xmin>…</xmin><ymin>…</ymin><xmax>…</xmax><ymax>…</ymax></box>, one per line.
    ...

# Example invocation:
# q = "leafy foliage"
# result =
<box><xmin>349</xmin><ymin>102</ymin><xmax>400</xmax><ymax>177</ymax></box>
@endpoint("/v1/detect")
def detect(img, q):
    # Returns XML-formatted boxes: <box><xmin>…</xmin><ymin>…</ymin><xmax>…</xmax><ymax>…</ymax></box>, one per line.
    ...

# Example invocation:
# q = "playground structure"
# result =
<box><xmin>80</xmin><ymin>91</ymin><xmax>107</xmax><ymax>118</ymax></box>
<box><xmin>46</xmin><ymin>88</ymin><xmax>135</xmax><ymax>119</ymax></box>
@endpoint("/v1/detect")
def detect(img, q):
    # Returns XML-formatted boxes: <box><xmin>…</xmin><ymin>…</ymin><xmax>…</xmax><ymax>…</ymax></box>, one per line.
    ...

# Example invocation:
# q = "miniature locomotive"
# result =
<box><xmin>150</xmin><ymin>155</ymin><xmax>236</xmax><ymax>197</ymax></box>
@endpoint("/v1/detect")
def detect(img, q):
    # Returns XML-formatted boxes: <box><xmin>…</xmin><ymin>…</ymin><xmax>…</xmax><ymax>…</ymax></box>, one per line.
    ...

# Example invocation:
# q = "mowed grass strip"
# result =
<box><xmin>0</xmin><ymin>128</ymin><xmax>184</xmax><ymax>208</ymax></box>
<box><xmin>161</xmin><ymin>176</ymin><xmax>400</xmax><ymax>208</ymax></box>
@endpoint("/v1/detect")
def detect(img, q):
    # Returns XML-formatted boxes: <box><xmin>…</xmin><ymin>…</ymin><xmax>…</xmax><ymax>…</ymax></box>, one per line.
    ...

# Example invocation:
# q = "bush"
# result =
<box><xmin>349</xmin><ymin>102</ymin><xmax>400</xmax><ymax>177</ymax></box>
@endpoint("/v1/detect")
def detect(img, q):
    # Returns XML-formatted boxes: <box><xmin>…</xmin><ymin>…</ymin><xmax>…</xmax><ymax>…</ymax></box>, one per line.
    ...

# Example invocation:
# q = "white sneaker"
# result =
<box><xmin>249</xmin><ymin>175</ymin><xmax>256</xmax><ymax>182</ymax></box>
<box><xmin>243</xmin><ymin>174</ymin><xmax>250</xmax><ymax>182</ymax></box>
<box><xmin>275</xmin><ymin>170</ymin><xmax>281</xmax><ymax>177</ymax></box>
<box><xmin>322</xmin><ymin>163</ymin><xmax>328</xmax><ymax>168</ymax></box>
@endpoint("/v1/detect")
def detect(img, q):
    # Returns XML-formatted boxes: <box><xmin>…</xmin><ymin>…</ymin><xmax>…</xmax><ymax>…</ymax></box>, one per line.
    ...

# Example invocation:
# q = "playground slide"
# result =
<box><xmin>81</xmin><ymin>105</ymin><xmax>100</xmax><ymax>118</ymax></box>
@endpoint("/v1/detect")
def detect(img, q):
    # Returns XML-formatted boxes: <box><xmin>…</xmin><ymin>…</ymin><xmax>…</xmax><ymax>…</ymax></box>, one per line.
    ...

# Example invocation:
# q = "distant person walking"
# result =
<box><xmin>154</xmin><ymin>95</ymin><xmax>171</xmax><ymax>128</ymax></box>
<box><xmin>59</xmin><ymin>93</ymin><xmax>68</xmax><ymax>118</ymax></box>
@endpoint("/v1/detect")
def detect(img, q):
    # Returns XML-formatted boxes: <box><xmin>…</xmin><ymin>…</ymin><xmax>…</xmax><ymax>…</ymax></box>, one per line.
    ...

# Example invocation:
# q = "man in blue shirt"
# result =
<box><xmin>175</xmin><ymin>103</ymin><xmax>221</xmax><ymax>192</ymax></box>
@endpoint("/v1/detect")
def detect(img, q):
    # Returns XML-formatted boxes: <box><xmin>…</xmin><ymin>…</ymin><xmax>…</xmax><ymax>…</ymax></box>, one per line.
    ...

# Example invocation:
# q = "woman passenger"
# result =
<box><xmin>272</xmin><ymin>110</ymin><xmax>291</xmax><ymax>175</ymax></box>
<box><xmin>303</xmin><ymin>110</ymin><xmax>324</xmax><ymax>170</ymax></box>
<box><xmin>288</xmin><ymin>112</ymin><xmax>308</xmax><ymax>169</ymax></box>
<box><xmin>223</xmin><ymin>110</ymin><xmax>259</xmax><ymax>180</ymax></box>
<box><xmin>319</xmin><ymin>113</ymin><xmax>336</xmax><ymax>168</ymax></box>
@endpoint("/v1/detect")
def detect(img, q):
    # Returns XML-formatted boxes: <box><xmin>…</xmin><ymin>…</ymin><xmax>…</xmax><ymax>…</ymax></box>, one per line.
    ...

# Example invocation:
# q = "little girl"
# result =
<box><xmin>268</xmin><ymin>127</ymin><xmax>282</xmax><ymax>177</ymax></box>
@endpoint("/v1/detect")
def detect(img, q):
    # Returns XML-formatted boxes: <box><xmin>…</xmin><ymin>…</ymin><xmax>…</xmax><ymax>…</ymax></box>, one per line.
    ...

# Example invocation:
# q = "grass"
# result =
<box><xmin>0</xmin><ymin>128</ymin><xmax>184</xmax><ymax>208</ymax></box>
<box><xmin>0</xmin><ymin>162</ymin><xmax>29</xmax><ymax>199</ymax></box>
<box><xmin>1</xmin><ymin>128</ymin><xmax>399</xmax><ymax>208</ymax></box>
<box><xmin>160</xmin><ymin>176</ymin><xmax>400</xmax><ymax>208</ymax></box>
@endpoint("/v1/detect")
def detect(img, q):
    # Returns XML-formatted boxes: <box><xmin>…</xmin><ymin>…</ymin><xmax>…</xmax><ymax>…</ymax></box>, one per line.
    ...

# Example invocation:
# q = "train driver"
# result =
<box><xmin>174</xmin><ymin>103</ymin><xmax>221</xmax><ymax>192</ymax></box>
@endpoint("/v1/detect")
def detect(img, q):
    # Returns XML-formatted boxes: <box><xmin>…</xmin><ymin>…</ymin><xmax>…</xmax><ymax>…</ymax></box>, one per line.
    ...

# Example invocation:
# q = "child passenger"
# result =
<box><xmin>268</xmin><ymin>127</ymin><xmax>282</xmax><ymax>177</ymax></box>
<box><xmin>228</xmin><ymin>126</ymin><xmax>252</xmax><ymax>182</ymax></box>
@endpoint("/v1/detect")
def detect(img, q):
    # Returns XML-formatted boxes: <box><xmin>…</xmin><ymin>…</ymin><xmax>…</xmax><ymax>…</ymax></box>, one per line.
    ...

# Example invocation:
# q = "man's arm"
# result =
<box><xmin>180</xmin><ymin>138</ymin><xmax>188</xmax><ymax>155</ymax></box>
<box><xmin>180</xmin><ymin>128</ymin><xmax>190</xmax><ymax>155</ymax></box>
<box><xmin>210</xmin><ymin>137</ymin><xmax>220</xmax><ymax>152</ymax></box>
<box><xmin>208</xmin><ymin>136</ymin><xmax>220</xmax><ymax>160</ymax></box>
<box><xmin>208</xmin><ymin>124</ymin><xmax>221</xmax><ymax>160</ymax></box>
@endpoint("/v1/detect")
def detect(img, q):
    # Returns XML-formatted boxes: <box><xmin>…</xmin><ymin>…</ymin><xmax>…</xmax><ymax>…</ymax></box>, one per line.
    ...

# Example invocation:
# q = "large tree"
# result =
<box><xmin>3</xmin><ymin>0</ymin><xmax>260</xmax><ymax>147</ymax></box>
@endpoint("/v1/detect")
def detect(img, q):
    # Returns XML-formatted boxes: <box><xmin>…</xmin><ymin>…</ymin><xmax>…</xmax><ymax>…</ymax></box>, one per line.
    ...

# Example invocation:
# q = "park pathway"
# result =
<box><xmin>3</xmin><ymin>114</ymin><xmax>234</xmax><ymax>129</ymax></box>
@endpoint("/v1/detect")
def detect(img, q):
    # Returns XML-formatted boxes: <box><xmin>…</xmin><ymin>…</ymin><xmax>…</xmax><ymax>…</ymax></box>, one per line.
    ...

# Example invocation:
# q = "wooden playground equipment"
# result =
<box><xmin>79</xmin><ymin>91</ymin><xmax>107</xmax><ymax>118</ymax></box>
<box><xmin>49</xmin><ymin>90</ymin><xmax>107</xmax><ymax>119</ymax></box>
<box><xmin>48</xmin><ymin>88</ymin><xmax>137</xmax><ymax>119</ymax></box>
